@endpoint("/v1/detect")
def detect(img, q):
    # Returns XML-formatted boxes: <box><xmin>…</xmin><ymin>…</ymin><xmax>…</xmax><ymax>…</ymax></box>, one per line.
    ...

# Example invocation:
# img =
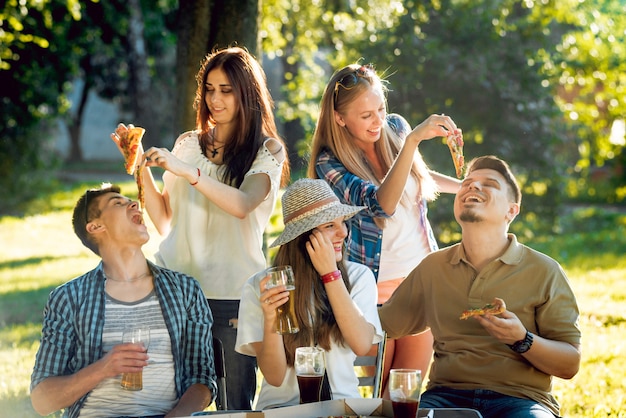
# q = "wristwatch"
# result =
<box><xmin>507</xmin><ymin>330</ymin><xmax>534</xmax><ymax>353</ymax></box>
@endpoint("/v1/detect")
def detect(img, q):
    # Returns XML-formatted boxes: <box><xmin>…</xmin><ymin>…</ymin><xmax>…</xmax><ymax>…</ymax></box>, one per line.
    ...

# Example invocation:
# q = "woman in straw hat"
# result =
<box><xmin>236</xmin><ymin>178</ymin><xmax>383</xmax><ymax>409</ymax></box>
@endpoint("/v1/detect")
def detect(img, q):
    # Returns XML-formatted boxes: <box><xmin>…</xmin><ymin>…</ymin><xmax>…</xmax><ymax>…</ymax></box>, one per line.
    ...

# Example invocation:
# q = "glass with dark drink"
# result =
<box><xmin>392</xmin><ymin>399</ymin><xmax>419</xmax><ymax>418</ymax></box>
<box><xmin>266</xmin><ymin>265</ymin><xmax>299</xmax><ymax>334</ymax></box>
<box><xmin>389</xmin><ymin>369</ymin><xmax>422</xmax><ymax>418</ymax></box>
<box><xmin>294</xmin><ymin>346</ymin><xmax>325</xmax><ymax>404</ymax></box>
<box><xmin>296</xmin><ymin>374</ymin><xmax>324</xmax><ymax>404</ymax></box>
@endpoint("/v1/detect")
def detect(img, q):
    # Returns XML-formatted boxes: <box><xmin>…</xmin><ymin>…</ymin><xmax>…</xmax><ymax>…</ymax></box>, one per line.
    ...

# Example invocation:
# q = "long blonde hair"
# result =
<box><xmin>307</xmin><ymin>64</ymin><xmax>438</xmax><ymax>207</ymax></box>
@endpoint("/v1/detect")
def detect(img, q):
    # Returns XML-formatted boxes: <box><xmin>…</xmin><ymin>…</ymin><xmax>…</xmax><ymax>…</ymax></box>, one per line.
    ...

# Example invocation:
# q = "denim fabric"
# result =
<box><xmin>208</xmin><ymin>299</ymin><xmax>257</xmax><ymax>410</ymax></box>
<box><xmin>420</xmin><ymin>387</ymin><xmax>559</xmax><ymax>418</ymax></box>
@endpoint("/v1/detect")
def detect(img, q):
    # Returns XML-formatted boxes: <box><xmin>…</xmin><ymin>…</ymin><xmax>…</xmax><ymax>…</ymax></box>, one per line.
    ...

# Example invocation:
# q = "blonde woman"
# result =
<box><xmin>236</xmin><ymin>179</ymin><xmax>383</xmax><ymax>409</ymax></box>
<box><xmin>308</xmin><ymin>63</ymin><xmax>461</xmax><ymax>397</ymax></box>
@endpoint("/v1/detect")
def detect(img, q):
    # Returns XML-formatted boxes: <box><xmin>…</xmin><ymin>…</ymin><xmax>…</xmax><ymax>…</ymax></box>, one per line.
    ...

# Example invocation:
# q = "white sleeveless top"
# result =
<box><xmin>378</xmin><ymin>175</ymin><xmax>431</xmax><ymax>282</ymax></box>
<box><xmin>155</xmin><ymin>132</ymin><xmax>284</xmax><ymax>299</ymax></box>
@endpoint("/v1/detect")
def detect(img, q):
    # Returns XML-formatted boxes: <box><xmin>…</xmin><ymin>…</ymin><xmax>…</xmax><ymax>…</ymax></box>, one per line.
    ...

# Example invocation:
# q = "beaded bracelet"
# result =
<box><xmin>189</xmin><ymin>168</ymin><xmax>201</xmax><ymax>186</ymax></box>
<box><xmin>321</xmin><ymin>270</ymin><xmax>342</xmax><ymax>284</ymax></box>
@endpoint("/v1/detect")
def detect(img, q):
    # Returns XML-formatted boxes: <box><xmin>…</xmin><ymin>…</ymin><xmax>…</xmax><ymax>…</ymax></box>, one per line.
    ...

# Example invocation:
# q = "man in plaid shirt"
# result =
<box><xmin>31</xmin><ymin>184</ymin><xmax>216</xmax><ymax>418</ymax></box>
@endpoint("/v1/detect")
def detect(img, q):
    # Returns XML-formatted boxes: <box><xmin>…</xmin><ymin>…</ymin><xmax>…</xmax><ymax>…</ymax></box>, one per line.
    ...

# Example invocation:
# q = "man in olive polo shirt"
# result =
<box><xmin>379</xmin><ymin>155</ymin><xmax>581</xmax><ymax>418</ymax></box>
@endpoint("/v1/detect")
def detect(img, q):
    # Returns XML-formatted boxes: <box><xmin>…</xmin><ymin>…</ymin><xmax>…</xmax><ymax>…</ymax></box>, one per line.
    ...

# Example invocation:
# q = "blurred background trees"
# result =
<box><xmin>1</xmin><ymin>0</ymin><xmax>624</xmax><ymax>237</ymax></box>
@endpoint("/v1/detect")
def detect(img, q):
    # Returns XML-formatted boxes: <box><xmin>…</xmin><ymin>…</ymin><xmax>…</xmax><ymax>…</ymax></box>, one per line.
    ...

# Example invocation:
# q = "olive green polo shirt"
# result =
<box><xmin>379</xmin><ymin>234</ymin><xmax>581</xmax><ymax>416</ymax></box>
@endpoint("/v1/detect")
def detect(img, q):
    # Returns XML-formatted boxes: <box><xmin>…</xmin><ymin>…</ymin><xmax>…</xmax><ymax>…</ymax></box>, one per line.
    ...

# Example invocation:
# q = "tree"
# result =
<box><xmin>545</xmin><ymin>0</ymin><xmax>626</xmax><ymax>202</ymax></box>
<box><xmin>0</xmin><ymin>0</ymin><xmax>83</xmax><ymax>212</ymax></box>
<box><xmin>0</xmin><ymin>0</ymin><xmax>260</xmax><ymax>214</ymax></box>
<box><xmin>260</xmin><ymin>0</ymin><xmax>331</xmax><ymax>172</ymax></box>
<box><xmin>2</xmin><ymin>0</ymin><xmax>623</xmax><ymax>217</ymax></box>
<box><xmin>261</xmin><ymin>0</ymin><xmax>625</xmax><ymax>236</ymax></box>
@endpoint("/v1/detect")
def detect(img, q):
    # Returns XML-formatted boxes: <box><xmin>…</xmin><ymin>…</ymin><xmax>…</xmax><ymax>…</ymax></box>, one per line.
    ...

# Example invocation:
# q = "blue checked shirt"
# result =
<box><xmin>31</xmin><ymin>261</ymin><xmax>217</xmax><ymax>418</ymax></box>
<box><xmin>314</xmin><ymin>114</ymin><xmax>439</xmax><ymax>280</ymax></box>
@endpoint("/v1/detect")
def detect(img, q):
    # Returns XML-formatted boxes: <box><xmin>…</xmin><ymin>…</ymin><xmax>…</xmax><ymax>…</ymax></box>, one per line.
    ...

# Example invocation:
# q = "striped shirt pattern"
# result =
<box><xmin>31</xmin><ymin>261</ymin><xmax>217</xmax><ymax>418</ymax></box>
<box><xmin>79</xmin><ymin>291</ymin><xmax>177</xmax><ymax>417</ymax></box>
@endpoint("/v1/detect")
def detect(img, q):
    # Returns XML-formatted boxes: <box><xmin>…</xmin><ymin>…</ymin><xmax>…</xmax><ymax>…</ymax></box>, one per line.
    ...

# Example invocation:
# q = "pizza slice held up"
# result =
<box><xmin>113</xmin><ymin>123</ymin><xmax>146</xmax><ymax>175</ymax></box>
<box><xmin>111</xmin><ymin>123</ymin><xmax>146</xmax><ymax>208</ymax></box>
<box><xmin>446</xmin><ymin>130</ymin><xmax>465</xmax><ymax>178</ymax></box>
<box><xmin>460</xmin><ymin>297</ymin><xmax>506</xmax><ymax>320</ymax></box>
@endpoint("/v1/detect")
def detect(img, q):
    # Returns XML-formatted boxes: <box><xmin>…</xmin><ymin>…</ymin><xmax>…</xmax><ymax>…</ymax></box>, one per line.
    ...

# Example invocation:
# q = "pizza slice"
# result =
<box><xmin>460</xmin><ymin>297</ymin><xmax>506</xmax><ymax>320</ymax></box>
<box><xmin>113</xmin><ymin>124</ymin><xmax>146</xmax><ymax>175</ymax></box>
<box><xmin>446</xmin><ymin>130</ymin><xmax>465</xmax><ymax>178</ymax></box>
<box><xmin>135</xmin><ymin>159</ymin><xmax>146</xmax><ymax>209</ymax></box>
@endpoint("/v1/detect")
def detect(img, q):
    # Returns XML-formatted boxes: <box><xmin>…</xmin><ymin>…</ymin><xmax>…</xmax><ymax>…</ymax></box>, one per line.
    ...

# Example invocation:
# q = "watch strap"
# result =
<box><xmin>507</xmin><ymin>330</ymin><xmax>533</xmax><ymax>353</ymax></box>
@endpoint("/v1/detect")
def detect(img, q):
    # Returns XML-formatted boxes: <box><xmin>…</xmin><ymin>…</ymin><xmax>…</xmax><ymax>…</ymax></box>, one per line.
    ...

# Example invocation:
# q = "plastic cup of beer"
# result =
<box><xmin>265</xmin><ymin>265</ymin><xmax>299</xmax><ymax>334</ymax></box>
<box><xmin>120</xmin><ymin>326</ymin><xmax>150</xmax><ymax>391</ymax></box>
<box><xmin>389</xmin><ymin>369</ymin><xmax>422</xmax><ymax>418</ymax></box>
<box><xmin>294</xmin><ymin>346</ymin><xmax>325</xmax><ymax>404</ymax></box>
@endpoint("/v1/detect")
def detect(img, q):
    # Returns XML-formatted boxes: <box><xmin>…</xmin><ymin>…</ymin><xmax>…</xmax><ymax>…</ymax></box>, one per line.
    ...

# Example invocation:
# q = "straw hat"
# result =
<box><xmin>270</xmin><ymin>178</ymin><xmax>366</xmax><ymax>247</ymax></box>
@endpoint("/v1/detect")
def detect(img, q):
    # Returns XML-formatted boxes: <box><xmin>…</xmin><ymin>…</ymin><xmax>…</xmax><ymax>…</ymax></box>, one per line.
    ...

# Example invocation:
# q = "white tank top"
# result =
<box><xmin>378</xmin><ymin>175</ymin><xmax>431</xmax><ymax>282</ymax></box>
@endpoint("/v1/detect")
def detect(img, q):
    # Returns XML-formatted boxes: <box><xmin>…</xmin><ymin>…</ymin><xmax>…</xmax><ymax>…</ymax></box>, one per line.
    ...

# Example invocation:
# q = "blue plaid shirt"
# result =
<box><xmin>314</xmin><ymin>114</ymin><xmax>439</xmax><ymax>280</ymax></box>
<box><xmin>31</xmin><ymin>261</ymin><xmax>217</xmax><ymax>418</ymax></box>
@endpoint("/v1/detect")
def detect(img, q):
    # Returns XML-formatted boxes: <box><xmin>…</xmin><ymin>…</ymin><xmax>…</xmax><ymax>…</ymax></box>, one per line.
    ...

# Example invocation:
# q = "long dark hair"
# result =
<box><xmin>194</xmin><ymin>46</ymin><xmax>290</xmax><ymax>188</ymax></box>
<box><xmin>273</xmin><ymin>231</ymin><xmax>352</xmax><ymax>366</ymax></box>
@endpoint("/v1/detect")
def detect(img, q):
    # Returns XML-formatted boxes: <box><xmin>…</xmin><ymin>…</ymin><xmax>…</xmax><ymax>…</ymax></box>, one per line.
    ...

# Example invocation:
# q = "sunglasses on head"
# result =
<box><xmin>333</xmin><ymin>64</ymin><xmax>375</xmax><ymax>104</ymax></box>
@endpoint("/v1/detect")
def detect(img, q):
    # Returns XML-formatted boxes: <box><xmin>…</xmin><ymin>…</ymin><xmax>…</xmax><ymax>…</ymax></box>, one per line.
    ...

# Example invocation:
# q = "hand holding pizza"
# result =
<box><xmin>110</xmin><ymin>123</ymin><xmax>146</xmax><ymax>208</ymax></box>
<box><xmin>469</xmin><ymin>301</ymin><xmax>529</xmax><ymax>346</ymax></box>
<box><xmin>110</xmin><ymin>123</ymin><xmax>146</xmax><ymax>175</ymax></box>
<box><xmin>406</xmin><ymin>113</ymin><xmax>459</xmax><ymax>146</ymax></box>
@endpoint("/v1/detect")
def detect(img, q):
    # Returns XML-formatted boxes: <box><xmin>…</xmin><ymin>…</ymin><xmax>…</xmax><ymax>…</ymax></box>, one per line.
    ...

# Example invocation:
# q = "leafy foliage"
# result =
<box><xmin>261</xmin><ymin>0</ymin><xmax>625</xmax><ymax>236</ymax></box>
<box><xmin>1</xmin><ymin>0</ymin><xmax>624</xmax><ymax>221</ymax></box>
<box><xmin>0</xmin><ymin>0</ymin><xmax>177</xmax><ymax>214</ymax></box>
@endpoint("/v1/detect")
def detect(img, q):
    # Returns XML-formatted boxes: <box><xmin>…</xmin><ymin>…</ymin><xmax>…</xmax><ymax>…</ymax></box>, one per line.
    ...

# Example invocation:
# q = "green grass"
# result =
<box><xmin>1</xmin><ymin>180</ymin><xmax>625</xmax><ymax>417</ymax></box>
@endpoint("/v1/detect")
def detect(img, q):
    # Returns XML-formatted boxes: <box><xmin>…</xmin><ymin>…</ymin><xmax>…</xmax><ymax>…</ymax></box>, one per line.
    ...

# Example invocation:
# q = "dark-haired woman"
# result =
<box><xmin>130</xmin><ymin>46</ymin><xmax>290</xmax><ymax>410</ymax></box>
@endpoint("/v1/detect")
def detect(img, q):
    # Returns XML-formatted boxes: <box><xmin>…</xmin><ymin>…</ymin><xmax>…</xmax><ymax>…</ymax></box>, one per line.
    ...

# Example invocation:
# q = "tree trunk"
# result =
<box><xmin>127</xmin><ymin>0</ymin><xmax>159</xmax><ymax>147</ymax></box>
<box><xmin>279</xmin><ymin>13</ymin><xmax>304</xmax><ymax>171</ymax></box>
<box><xmin>175</xmin><ymin>0</ymin><xmax>260</xmax><ymax>136</ymax></box>
<box><xmin>206</xmin><ymin>0</ymin><xmax>260</xmax><ymax>55</ymax></box>
<box><xmin>67</xmin><ymin>76</ymin><xmax>91</xmax><ymax>162</ymax></box>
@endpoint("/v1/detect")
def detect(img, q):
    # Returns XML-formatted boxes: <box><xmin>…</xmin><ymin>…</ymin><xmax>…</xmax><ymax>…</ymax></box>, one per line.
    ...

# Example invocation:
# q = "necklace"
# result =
<box><xmin>207</xmin><ymin>143</ymin><xmax>225</xmax><ymax>158</ymax></box>
<box><xmin>104</xmin><ymin>271</ymin><xmax>152</xmax><ymax>283</ymax></box>
<box><xmin>205</xmin><ymin>126</ymin><xmax>225</xmax><ymax>158</ymax></box>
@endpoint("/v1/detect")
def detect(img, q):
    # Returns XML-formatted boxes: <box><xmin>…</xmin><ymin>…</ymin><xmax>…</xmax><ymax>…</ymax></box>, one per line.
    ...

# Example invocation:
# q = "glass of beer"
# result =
<box><xmin>120</xmin><ymin>326</ymin><xmax>150</xmax><ymax>391</ymax></box>
<box><xmin>265</xmin><ymin>265</ymin><xmax>299</xmax><ymax>334</ymax></box>
<box><xmin>389</xmin><ymin>369</ymin><xmax>422</xmax><ymax>418</ymax></box>
<box><xmin>294</xmin><ymin>346</ymin><xmax>325</xmax><ymax>404</ymax></box>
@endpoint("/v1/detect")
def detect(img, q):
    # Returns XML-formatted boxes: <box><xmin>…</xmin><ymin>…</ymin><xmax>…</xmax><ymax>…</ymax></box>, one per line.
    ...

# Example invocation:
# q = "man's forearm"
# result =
<box><xmin>165</xmin><ymin>383</ymin><xmax>212</xmax><ymax>417</ymax></box>
<box><xmin>30</xmin><ymin>362</ymin><xmax>105</xmax><ymax>416</ymax></box>
<box><xmin>523</xmin><ymin>337</ymin><xmax>581</xmax><ymax>379</ymax></box>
